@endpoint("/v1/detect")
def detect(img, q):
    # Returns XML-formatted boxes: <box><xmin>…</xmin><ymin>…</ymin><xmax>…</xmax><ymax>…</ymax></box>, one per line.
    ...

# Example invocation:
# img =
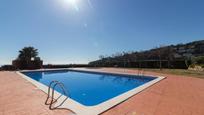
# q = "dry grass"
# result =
<box><xmin>141</xmin><ymin>68</ymin><xmax>204</xmax><ymax>79</ymax></box>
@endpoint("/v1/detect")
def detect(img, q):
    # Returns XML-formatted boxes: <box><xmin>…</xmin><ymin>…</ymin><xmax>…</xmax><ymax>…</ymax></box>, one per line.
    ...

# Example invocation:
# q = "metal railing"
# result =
<box><xmin>45</xmin><ymin>81</ymin><xmax>69</xmax><ymax>110</ymax></box>
<box><xmin>138</xmin><ymin>69</ymin><xmax>145</xmax><ymax>76</ymax></box>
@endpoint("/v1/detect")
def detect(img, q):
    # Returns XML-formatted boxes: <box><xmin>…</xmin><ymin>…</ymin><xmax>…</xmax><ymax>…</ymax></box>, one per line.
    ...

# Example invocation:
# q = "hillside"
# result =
<box><xmin>89</xmin><ymin>40</ymin><xmax>204</xmax><ymax>69</ymax></box>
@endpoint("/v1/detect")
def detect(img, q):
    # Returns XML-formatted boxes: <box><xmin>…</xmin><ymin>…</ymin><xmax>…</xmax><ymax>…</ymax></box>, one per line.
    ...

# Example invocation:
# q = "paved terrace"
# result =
<box><xmin>0</xmin><ymin>68</ymin><xmax>204</xmax><ymax>115</ymax></box>
<box><xmin>0</xmin><ymin>71</ymin><xmax>72</xmax><ymax>115</ymax></box>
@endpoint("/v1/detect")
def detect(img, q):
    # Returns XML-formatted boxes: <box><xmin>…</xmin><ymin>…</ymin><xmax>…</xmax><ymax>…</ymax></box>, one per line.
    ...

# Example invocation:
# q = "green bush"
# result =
<box><xmin>195</xmin><ymin>56</ymin><xmax>204</xmax><ymax>64</ymax></box>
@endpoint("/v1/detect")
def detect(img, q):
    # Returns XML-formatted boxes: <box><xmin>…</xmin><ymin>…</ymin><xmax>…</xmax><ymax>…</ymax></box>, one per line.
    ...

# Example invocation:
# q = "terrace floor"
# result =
<box><xmin>0</xmin><ymin>68</ymin><xmax>204</xmax><ymax>115</ymax></box>
<box><xmin>0</xmin><ymin>71</ymin><xmax>73</xmax><ymax>115</ymax></box>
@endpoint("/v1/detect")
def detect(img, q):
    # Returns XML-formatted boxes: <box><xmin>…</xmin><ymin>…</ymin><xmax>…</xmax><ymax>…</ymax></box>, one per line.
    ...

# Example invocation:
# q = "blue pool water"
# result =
<box><xmin>23</xmin><ymin>70</ymin><xmax>155</xmax><ymax>106</ymax></box>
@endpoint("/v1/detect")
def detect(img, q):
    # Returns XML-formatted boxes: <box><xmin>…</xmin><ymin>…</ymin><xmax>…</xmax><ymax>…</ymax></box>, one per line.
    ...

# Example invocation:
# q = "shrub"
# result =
<box><xmin>1</xmin><ymin>65</ymin><xmax>17</xmax><ymax>71</ymax></box>
<box><xmin>189</xmin><ymin>64</ymin><xmax>195</xmax><ymax>68</ymax></box>
<box><xmin>195</xmin><ymin>56</ymin><xmax>204</xmax><ymax>64</ymax></box>
<box><xmin>202</xmin><ymin>65</ymin><xmax>204</xmax><ymax>68</ymax></box>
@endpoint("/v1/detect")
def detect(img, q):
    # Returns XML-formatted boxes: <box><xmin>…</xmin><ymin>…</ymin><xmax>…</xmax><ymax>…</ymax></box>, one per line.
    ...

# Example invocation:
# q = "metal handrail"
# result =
<box><xmin>49</xmin><ymin>82</ymin><xmax>69</xmax><ymax>110</ymax></box>
<box><xmin>138</xmin><ymin>69</ymin><xmax>145</xmax><ymax>76</ymax></box>
<box><xmin>45</xmin><ymin>80</ymin><xmax>69</xmax><ymax>110</ymax></box>
<box><xmin>45</xmin><ymin>81</ymin><xmax>59</xmax><ymax>105</ymax></box>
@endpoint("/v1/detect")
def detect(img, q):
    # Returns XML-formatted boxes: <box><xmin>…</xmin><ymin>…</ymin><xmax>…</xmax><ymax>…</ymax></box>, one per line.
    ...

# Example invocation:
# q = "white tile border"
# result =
<box><xmin>16</xmin><ymin>68</ymin><xmax>165</xmax><ymax>115</ymax></box>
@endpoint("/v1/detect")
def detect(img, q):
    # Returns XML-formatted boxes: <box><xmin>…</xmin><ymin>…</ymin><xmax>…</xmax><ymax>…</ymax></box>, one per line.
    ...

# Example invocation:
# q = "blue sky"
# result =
<box><xmin>0</xmin><ymin>0</ymin><xmax>204</xmax><ymax>65</ymax></box>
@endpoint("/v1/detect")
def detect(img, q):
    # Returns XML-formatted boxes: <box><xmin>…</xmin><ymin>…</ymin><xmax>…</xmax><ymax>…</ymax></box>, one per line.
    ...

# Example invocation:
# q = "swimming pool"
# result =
<box><xmin>19</xmin><ymin>69</ymin><xmax>164</xmax><ymax>115</ymax></box>
<box><xmin>23</xmin><ymin>70</ymin><xmax>155</xmax><ymax>106</ymax></box>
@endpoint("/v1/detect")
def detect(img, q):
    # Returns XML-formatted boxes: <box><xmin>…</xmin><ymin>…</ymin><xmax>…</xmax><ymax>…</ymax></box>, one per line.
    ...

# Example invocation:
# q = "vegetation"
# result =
<box><xmin>89</xmin><ymin>40</ymin><xmax>204</xmax><ymax>69</ymax></box>
<box><xmin>18</xmin><ymin>46</ymin><xmax>39</xmax><ymax>61</ymax></box>
<box><xmin>12</xmin><ymin>46</ymin><xmax>43</xmax><ymax>70</ymax></box>
<box><xmin>140</xmin><ymin>69</ymin><xmax>204</xmax><ymax>79</ymax></box>
<box><xmin>194</xmin><ymin>56</ymin><xmax>204</xmax><ymax>65</ymax></box>
<box><xmin>0</xmin><ymin>65</ymin><xmax>17</xmax><ymax>71</ymax></box>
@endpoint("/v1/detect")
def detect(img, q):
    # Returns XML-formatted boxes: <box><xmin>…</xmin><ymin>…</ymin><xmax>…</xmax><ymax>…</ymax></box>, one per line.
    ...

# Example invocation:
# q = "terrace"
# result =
<box><xmin>1</xmin><ymin>0</ymin><xmax>204</xmax><ymax>115</ymax></box>
<box><xmin>0</xmin><ymin>68</ymin><xmax>204</xmax><ymax>115</ymax></box>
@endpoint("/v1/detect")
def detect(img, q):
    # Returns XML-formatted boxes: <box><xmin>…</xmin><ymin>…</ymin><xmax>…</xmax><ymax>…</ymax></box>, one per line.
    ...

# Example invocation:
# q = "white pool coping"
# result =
<box><xmin>17</xmin><ymin>68</ymin><xmax>165</xmax><ymax>115</ymax></box>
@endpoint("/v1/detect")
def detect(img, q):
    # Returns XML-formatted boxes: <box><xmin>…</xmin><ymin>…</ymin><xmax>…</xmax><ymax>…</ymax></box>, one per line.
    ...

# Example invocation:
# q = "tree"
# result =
<box><xmin>155</xmin><ymin>46</ymin><xmax>163</xmax><ymax>70</ymax></box>
<box><xmin>167</xmin><ymin>46</ymin><xmax>175</xmax><ymax>68</ymax></box>
<box><xmin>18</xmin><ymin>46</ymin><xmax>39</xmax><ymax>61</ymax></box>
<box><xmin>13</xmin><ymin>46</ymin><xmax>42</xmax><ymax>69</ymax></box>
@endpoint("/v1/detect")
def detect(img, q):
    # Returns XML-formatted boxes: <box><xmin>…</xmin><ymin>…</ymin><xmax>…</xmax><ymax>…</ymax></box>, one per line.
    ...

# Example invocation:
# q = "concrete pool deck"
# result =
<box><xmin>0</xmin><ymin>68</ymin><xmax>204</xmax><ymax>115</ymax></box>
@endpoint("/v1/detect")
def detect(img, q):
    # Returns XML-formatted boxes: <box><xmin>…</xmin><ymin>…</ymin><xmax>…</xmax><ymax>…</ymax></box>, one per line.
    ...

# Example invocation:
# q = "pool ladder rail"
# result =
<box><xmin>138</xmin><ymin>69</ymin><xmax>145</xmax><ymax>76</ymax></box>
<box><xmin>45</xmin><ymin>81</ymin><xmax>69</xmax><ymax>110</ymax></box>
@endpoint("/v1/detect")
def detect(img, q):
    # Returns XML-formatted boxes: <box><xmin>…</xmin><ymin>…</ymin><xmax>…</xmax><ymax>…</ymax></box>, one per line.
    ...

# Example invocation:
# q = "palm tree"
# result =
<box><xmin>12</xmin><ymin>46</ymin><xmax>42</xmax><ymax>69</ymax></box>
<box><xmin>17</xmin><ymin>46</ymin><xmax>41</xmax><ymax>69</ymax></box>
<box><xmin>18</xmin><ymin>46</ymin><xmax>39</xmax><ymax>61</ymax></box>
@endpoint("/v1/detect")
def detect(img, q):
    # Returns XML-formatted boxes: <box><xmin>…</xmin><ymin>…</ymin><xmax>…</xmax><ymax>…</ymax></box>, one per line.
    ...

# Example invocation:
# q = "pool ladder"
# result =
<box><xmin>45</xmin><ymin>81</ymin><xmax>69</xmax><ymax>110</ymax></box>
<box><xmin>138</xmin><ymin>69</ymin><xmax>145</xmax><ymax>76</ymax></box>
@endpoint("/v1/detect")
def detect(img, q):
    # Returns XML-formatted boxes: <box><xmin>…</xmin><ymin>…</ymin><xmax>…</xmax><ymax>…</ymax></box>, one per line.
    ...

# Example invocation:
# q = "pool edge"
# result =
<box><xmin>17</xmin><ymin>68</ymin><xmax>165</xmax><ymax>115</ymax></box>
